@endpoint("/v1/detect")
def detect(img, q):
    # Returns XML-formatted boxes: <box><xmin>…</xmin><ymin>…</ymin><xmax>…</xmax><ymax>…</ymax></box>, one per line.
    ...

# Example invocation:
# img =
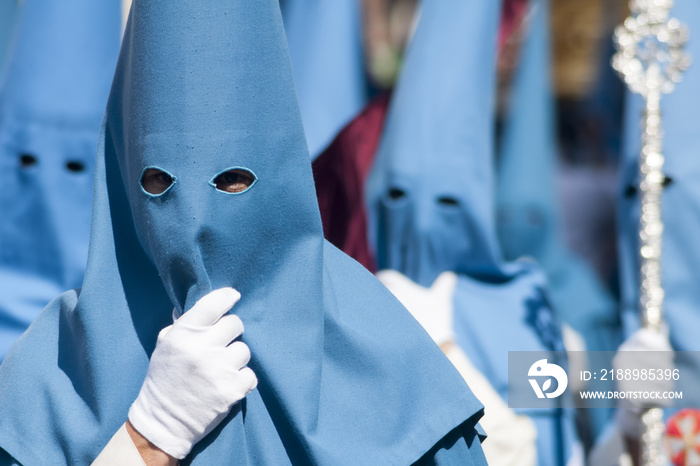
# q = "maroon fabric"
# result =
<box><xmin>312</xmin><ymin>94</ymin><xmax>391</xmax><ymax>272</ymax></box>
<box><xmin>499</xmin><ymin>0</ymin><xmax>530</xmax><ymax>52</ymax></box>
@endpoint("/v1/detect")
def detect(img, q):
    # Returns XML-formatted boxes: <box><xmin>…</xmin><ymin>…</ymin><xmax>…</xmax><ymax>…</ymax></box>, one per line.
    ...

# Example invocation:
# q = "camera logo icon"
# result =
<box><xmin>528</xmin><ymin>359</ymin><xmax>568</xmax><ymax>399</ymax></box>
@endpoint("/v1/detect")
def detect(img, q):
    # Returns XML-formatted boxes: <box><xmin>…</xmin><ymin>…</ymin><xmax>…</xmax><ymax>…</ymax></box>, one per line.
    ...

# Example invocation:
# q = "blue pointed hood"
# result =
<box><xmin>496</xmin><ymin>0</ymin><xmax>617</xmax><ymax>331</ymax></box>
<box><xmin>282</xmin><ymin>0</ymin><xmax>367</xmax><ymax>160</ymax></box>
<box><xmin>0</xmin><ymin>0</ymin><xmax>121</xmax><ymax>359</ymax></box>
<box><xmin>0</xmin><ymin>1</ymin><xmax>484</xmax><ymax>463</ymax></box>
<box><xmin>0</xmin><ymin>0</ymin><xmax>121</xmax><ymax>124</ymax></box>
<box><xmin>619</xmin><ymin>0</ymin><xmax>700</xmax><ymax>405</ymax></box>
<box><xmin>366</xmin><ymin>0</ymin><xmax>505</xmax><ymax>287</ymax></box>
<box><xmin>497</xmin><ymin>0</ymin><xmax>559</xmax><ymax>268</ymax></box>
<box><xmin>497</xmin><ymin>0</ymin><xmax>619</xmax><ymax>435</ymax></box>
<box><xmin>0</xmin><ymin>0</ymin><xmax>20</xmax><ymax>79</ymax></box>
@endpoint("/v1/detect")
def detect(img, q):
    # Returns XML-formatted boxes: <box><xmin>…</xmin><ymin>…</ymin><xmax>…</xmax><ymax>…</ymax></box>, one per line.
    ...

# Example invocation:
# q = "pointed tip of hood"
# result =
<box><xmin>1</xmin><ymin>0</ymin><xmax>122</xmax><ymax>125</ymax></box>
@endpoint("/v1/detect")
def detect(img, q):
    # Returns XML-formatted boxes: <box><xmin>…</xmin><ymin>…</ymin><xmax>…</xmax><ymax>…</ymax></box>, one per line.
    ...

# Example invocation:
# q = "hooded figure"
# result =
<box><xmin>365</xmin><ymin>0</ymin><xmax>579</xmax><ymax>464</ymax></box>
<box><xmin>0</xmin><ymin>0</ymin><xmax>487</xmax><ymax>464</ymax></box>
<box><xmin>281</xmin><ymin>0</ymin><xmax>367</xmax><ymax>160</ymax></box>
<box><xmin>619</xmin><ymin>0</ymin><xmax>700</xmax><ymax>410</ymax></box>
<box><xmin>0</xmin><ymin>0</ymin><xmax>121</xmax><ymax>359</ymax></box>
<box><xmin>496</xmin><ymin>0</ymin><xmax>620</xmax><ymax>437</ymax></box>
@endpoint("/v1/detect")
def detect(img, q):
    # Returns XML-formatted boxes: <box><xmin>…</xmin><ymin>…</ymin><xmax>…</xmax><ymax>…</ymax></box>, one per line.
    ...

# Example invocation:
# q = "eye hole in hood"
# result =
<box><xmin>140</xmin><ymin>167</ymin><xmax>177</xmax><ymax>196</ymax></box>
<box><xmin>210</xmin><ymin>167</ymin><xmax>257</xmax><ymax>194</ymax></box>
<box><xmin>19</xmin><ymin>153</ymin><xmax>38</xmax><ymax>168</ymax></box>
<box><xmin>437</xmin><ymin>196</ymin><xmax>459</xmax><ymax>207</ymax></box>
<box><xmin>387</xmin><ymin>187</ymin><xmax>407</xmax><ymax>201</ymax></box>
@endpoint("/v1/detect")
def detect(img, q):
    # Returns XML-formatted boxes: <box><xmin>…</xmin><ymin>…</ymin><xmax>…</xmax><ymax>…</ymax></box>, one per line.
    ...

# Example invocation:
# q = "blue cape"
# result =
<box><xmin>365</xmin><ymin>0</ymin><xmax>578</xmax><ymax>464</ymax></box>
<box><xmin>496</xmin><ymin>0</ymin><xmax>619</xmax><ymax>436</ymax></box>
<box><xmin>0</xmin><ymin>1</ymin><xmax>485</xmax><ymax>464</ymax></box>
<box><xmin>281</xmin><ymin>0</ymin><xmax>367</xmax><ymax>160</ymax></box>
<box><xmin>619</xmin><ymin>0</ymin><xmax>700</xmax><ymax>409</ymax></box>
<box><xmin>0</xmin><ymin>0</ymin><xmax>121</xmax><ymax>359</ymax></box>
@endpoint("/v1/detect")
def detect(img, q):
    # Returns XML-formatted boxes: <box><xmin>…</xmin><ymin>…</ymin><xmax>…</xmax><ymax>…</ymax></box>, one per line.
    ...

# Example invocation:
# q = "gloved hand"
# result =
<box><xmin>613</xmin><ymin>326</ymin><xmax>674</xmax><ymax>438</ymax></box>
<box><xmin>128</xmin><ymin>287</ymin><xmax>258</xmax><ymax>459</ymax></box>
<box><xmin>376</xmin><ymin>270</ymin><xmax>457</xmax><ymax>346</ymax></box>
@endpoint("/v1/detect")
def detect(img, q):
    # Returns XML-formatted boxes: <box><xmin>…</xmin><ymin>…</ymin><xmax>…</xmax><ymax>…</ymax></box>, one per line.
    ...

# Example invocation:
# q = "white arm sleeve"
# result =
<box><xmin>91</xmin><ymin>424</ymin><xmax>147</xmax><ymax>466</ymax></box>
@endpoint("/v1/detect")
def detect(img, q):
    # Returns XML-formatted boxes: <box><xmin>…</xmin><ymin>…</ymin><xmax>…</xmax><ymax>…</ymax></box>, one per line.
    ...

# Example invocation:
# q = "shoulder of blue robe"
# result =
<box><xmin>0</xmin><ymin>244</ymin><xmax>486</xmax><ymax>465</ymax></box>
<box><xmin>451</xmin><ymin>269</ymin><xmax>581</xmax><ymax>466</ymax></box>
<box><xmin>0</xmin><ymin>268</ymin><xmax>65</xmax><ymax>361</ymax></box>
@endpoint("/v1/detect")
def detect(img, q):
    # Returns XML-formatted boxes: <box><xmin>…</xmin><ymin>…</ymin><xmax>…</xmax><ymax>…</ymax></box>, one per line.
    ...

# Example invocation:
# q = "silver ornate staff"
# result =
<box><xmin>613</xmin><ymin>0</ymin><xmax>689</xmax><ymax>464</ymax></box>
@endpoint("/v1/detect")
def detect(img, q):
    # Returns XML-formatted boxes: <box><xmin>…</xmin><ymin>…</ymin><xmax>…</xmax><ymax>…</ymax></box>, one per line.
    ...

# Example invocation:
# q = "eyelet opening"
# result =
<box><xmin>66</xmin><ymin>160</ymin><xmax>86</xmax><ymax>173</ymax></box>
<box><xmin>209</xmin><ymin>167</ymin><xmax>257</xmax><ymax>194</ymax></box>
<box><xmin>19</xmin><ymin>153</ymin><xmax>38</xmax><ymax>168</ymax></box>
<box><xmin>437</xmin><ymin>196</ymin><xmax>460</xmax><ymax>207</ymax></box>
<box><xmin>140</xmin><ymin>166</ymin><xmax>177</xmax><ymax>197</ymax></box>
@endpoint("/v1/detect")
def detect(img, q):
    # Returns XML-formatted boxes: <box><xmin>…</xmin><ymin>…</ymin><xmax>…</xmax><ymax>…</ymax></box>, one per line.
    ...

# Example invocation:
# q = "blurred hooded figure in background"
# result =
<box><xmin>0</xmin><ymin>0</ymin><xmax>122</xmax><ymax>360</ymax></box>
<box><xmin>366</xmin><ymin>0</ymin><xmax>582</xmax><ymax>464</ymax></box>
<box><xmin>614</xmin><ymin>0</ymin><xmax>699</xmax><ymax>456</ymax></box>
<box><xmin>0</xmin><ymin>0</ymin><xmax>489</xmax><ymax>464</ymax></box>
<box><xmin>280</xmin><ymin>0</ymin><xmax>368</xmax><ymax>161</ymax></box>
<box><xmin>495</xmin><ymin>0</ymin><xmax>620</xmax><ymax>441</ymax></box>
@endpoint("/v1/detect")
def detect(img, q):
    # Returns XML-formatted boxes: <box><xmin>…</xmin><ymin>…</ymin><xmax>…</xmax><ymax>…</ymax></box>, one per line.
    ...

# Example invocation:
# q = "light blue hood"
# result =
<box><xmin>0</xmin><ymin>0</ymin><xmax>121</xmax><ymax>359</ymax></box>
<box><xmin>496</xmin><ymin>0</ymin><xmax>620</xmax><ymax>434</ymax></box>
<box><xmin>282</xmin><ymin>0</ymin><xmax>367</xmax><ymax>160</ymax></box>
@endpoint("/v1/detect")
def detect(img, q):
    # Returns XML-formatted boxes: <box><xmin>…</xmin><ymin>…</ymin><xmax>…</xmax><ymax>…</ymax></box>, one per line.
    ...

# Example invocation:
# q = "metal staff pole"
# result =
<box><xmin>613</xmin><ymin>1</ymin><xmax>689</xmax><ymax>464</ymax></box>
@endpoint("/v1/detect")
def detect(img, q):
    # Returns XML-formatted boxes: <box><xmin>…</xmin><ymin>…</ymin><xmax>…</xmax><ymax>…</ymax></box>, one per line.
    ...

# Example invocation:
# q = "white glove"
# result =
<box><xmin>128</xmin><ymin>287</ymin><xmax>258</xmax><ymax>459</ymax></box>
<box><xmin>376</xmin><ymin>270</ymin><xmax>457</xmax><ymax>346</ymax></box>
<box><xmin>613</xmin><ymin>326</ymin><xmax>674</xmax><ymax>438</ymax></box>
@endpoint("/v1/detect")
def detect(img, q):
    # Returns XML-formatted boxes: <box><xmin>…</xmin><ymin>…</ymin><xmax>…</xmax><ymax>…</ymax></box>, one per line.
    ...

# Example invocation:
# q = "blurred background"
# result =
<box><xmin>360</xmin><ymin>0</ymin><xmax>630</xmax><ymax>300</ymax></box>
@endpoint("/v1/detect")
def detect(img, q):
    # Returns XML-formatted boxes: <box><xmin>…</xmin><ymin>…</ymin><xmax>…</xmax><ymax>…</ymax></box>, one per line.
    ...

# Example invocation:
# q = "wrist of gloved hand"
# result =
<box><xmin>128</xmin><ymin>288</ymin><xmax>257</xmax><ymax>459</ymax></box>
<box><xmin>614</xmin><ymin>327</ymin><xmax>674</xmax><ymax>438</ymax></box>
